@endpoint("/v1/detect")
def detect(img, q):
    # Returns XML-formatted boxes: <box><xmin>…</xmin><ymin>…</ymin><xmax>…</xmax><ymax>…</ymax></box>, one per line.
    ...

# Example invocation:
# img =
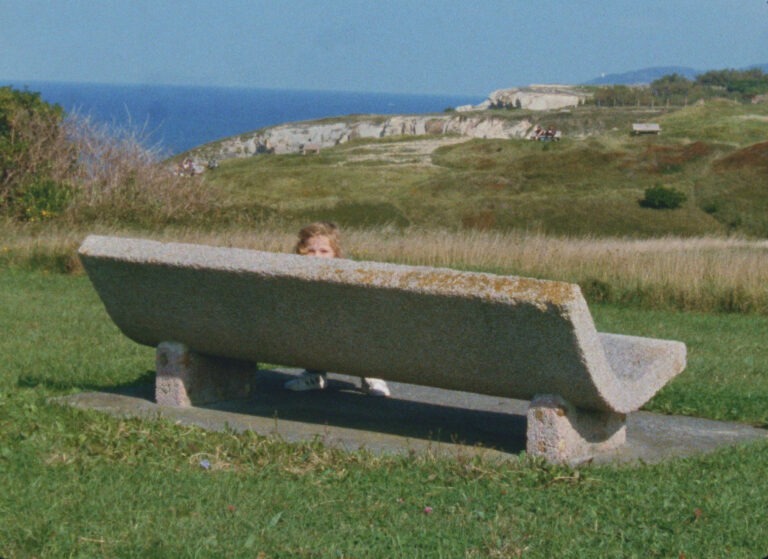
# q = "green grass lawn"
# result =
<box><xmin>1</xmin><ymin>268</ymin><xmax>767</xmax><ymax>557</ymax></box>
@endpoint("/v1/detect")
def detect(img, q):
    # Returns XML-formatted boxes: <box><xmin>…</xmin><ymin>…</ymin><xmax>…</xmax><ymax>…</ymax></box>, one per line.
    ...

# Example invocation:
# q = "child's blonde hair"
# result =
<box><xmin>295</xmin><ymin>221</ymin><xmax>342</xmax><ymax>257</ymax></box>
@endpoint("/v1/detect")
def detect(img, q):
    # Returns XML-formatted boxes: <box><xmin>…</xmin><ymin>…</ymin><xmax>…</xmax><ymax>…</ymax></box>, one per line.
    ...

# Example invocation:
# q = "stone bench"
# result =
<box><xmin>78</xmin><ymin>235</ymin><xmax>687</xmax><ymax>464</ymax></box>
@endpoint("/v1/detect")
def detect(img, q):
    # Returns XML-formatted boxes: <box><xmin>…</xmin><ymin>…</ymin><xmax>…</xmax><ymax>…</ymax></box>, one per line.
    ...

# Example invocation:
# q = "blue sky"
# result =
<box><xmin>2</xmin><ymin>0</ymin><xmax>766</xmax><ymax>96</ymax></box>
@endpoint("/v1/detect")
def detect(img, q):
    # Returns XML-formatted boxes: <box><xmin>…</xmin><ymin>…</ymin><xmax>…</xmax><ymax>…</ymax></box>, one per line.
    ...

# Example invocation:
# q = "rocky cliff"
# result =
<box><xmin>457</xmin><ymin>84</ymin><xmax>591</xmax><ymax>112</ymax></box>
<box><xmin>193</xmin><ymin>114</ymin><xmax>535</xmax><ymax>160</ymax></box>
<box><xmin>189</xmin><ymin>85</ymin><xmax>592</xmax><ymax>162</ymax></box>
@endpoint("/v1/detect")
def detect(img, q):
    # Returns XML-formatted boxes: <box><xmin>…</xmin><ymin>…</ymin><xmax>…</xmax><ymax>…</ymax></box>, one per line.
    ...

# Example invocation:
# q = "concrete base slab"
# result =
<box><xmin>55</xmin><ymin>368</ymin><xmax>767</xmax><ymax>465</ymax></box>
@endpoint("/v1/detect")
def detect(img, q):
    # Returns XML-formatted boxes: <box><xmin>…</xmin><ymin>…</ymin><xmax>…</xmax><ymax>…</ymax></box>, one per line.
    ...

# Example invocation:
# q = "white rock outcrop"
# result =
<box><xmin>204</xmin><ymin>115</ymin><xmax>535</xmax><ymax>160</ymax></box>
<box><xmin>458</xmin><ymin>85</ymin><xmax>591</xmax><ymax>112</ymax></box>
<box><xmin>189</xmin><ymin>85</ymin><xmax>592</xmax><ymax>162</ymax></box>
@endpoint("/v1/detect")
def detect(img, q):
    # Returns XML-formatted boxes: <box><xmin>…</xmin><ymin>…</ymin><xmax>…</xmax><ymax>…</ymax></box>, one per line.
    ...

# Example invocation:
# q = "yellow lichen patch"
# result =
<box><xmin>344</xmin><ymin>265</ymin><xmax>578</xmax><ymax>307</ymax></box>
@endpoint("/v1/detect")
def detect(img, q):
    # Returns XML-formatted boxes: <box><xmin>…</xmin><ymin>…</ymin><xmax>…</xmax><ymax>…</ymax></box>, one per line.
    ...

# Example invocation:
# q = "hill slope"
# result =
<box><xmin>198</xmin><ymin>100</ymin><xmax>768</xmax><ymax>238</ymax></box>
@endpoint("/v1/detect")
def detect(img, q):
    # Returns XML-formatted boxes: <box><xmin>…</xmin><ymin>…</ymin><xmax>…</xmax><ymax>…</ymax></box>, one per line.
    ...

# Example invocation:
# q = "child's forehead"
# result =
<box><xmin>307</xmin><ymin>234</ymin><xmax>331</xmax><ymax>243</ymax></box>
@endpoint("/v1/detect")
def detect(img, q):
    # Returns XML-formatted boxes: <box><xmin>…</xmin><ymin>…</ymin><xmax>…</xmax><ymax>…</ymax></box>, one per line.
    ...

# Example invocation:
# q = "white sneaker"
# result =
<box><xmin>361</xmin><ymin>377</ymin><xmax>390</xmax><ymax>397</ymax></box>
<box><xmin>285</xmin><ymin>371</ymin><xmax>327</xmax><ymax>391</ymax></box>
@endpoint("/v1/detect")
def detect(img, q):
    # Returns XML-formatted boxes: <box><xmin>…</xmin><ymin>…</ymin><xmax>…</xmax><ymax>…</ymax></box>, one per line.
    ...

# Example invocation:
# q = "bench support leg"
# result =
<box><xmin>155</xmin><ymin>341</ymin><xmax>255</xmax><ymax>407</ymax></box>
<box><xmin>526</xmin><ymin>394</ymin><xmax>626</xmax><ymax>464</ymax></box>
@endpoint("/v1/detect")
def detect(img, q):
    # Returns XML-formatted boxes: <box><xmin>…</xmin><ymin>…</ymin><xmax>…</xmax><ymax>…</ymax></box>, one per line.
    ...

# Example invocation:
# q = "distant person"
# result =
<box><xmin>284</xmin><ymin>221</ymin><xmax>391</xmax><ymax>397</ymax></box>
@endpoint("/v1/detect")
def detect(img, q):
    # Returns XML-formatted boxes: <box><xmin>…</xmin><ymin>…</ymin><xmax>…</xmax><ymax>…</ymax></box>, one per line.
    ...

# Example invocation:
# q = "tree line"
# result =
<box><xmin>590</xmin><ymin>68</ymin><xmax>768</xmax><ymax>107</ymax></box>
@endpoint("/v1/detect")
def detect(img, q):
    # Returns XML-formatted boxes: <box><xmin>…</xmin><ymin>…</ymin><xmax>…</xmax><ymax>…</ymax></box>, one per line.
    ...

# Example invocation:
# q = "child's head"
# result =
<box><xmin>295</xmin><ymin>221</ymin><xmax>341</xmax><ymax>258</ymax></box>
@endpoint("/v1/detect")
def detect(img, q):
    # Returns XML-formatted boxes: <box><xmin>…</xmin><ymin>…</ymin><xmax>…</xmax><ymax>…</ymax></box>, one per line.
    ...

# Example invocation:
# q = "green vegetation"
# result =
<box><xmin>0</xmin><ymin>86</ymin><xmax>71</xmax><ymax>220</ymax></box>
<box><xmin>588</xmin><ymin>68</ymin><xmax>768</xmax><ymax>107</ymax></box>
<box><xmin>487</xmin><ymin>69</ymin><xmax>768</xmax><ymax>110</ymax></box>
<box><xmin>640</xmin><ymin>184</ymin><xmax>687</xmax><ymax>209</ymax></box>
<box><xmin>4</xmin><ymin>84</ymin><xmax>768</xmax><ymax>238</ymax></box>
<box><xmin>1</xmin><ymin>81</ymin><xmax>768</xmax><ymax>556</ymax></box>
<box><xmin>0</xmin><ymin>85</ymin><xmax>212</xmax><ymax>227</ymax></box>
<box><xmin>1</xmin><ymin>269</ymin><xmax>767</xmax><ymax>557</ymax></box>
<box><xmin>196</xmin><ymin>97</ymin><xmax>768</xmax><ymax>238</ymax></box>
<box><xmin>182</xmin><ymin>94</ymin><xmax>768</xmax><ymax>238</ymax></box>
<box><xmin>0</xmin><ymin>85</ymin><xmax>767</xmax><ymax>316</ymax></box>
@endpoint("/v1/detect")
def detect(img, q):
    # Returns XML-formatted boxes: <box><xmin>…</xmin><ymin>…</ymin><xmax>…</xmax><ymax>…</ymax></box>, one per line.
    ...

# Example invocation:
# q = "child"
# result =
<box><xmin>284</xmin><ymin>222</ymin><xmax>391</xmax><ymax>397</ymax></box>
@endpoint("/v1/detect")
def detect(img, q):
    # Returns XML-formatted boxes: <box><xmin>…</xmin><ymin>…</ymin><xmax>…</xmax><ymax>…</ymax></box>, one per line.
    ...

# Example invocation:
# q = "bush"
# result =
<box><xmin>0</xmin><ymin>86</ymin><xmax>72</xmax><ymax>216</ymax></box>
<box><xmin>639</xmin><ymin>185</ymin><xmax>687</xmax><ymax>209</ymax></box>
<box><xmin>581</xmin><ymin>277</ymin><xmax>613</xmax><ymax>303</ymax></box>
<box><xmin>0</xmin><ymin>85</ymin><xmax>213</xmax><ymax>225</ymax></box>
<box><xmin>63</xmin><ymin>114</ymin><xmax>213</xmax><ymax>224</ymax></box>
<box><xmin>18</xmin><ymin>178</ymin><xmax>72</xmax><ymax>221</ymax></box>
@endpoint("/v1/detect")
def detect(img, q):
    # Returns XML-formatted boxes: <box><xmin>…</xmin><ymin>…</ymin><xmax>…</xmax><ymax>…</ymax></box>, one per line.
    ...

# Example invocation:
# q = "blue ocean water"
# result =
<box><xmin>8</xmin><ymin>81</ymin><xmax>481</xmax><ymax>156</ymax></box>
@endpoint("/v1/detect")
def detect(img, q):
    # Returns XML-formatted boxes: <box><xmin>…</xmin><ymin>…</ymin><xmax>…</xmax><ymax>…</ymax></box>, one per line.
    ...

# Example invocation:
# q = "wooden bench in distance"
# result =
<box><xmin>78</xmin><ymin>235</ymin><xmax>687</xmax><ymax>464</ymax></box>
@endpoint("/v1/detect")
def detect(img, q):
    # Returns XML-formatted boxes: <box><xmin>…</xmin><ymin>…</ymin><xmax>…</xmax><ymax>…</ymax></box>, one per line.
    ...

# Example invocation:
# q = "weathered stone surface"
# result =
<box><xmin>424</xmin><ymin>118</ymin><xmax>447</xmax><ymax>135</ymax></box>
<box><xmin>527</xmin><ymin>394</ymin><xmax>626</xmax><ymax>464</ymax></box>
<box><xmin>79</xmin><ymin>235</ymin><xmax>686</xmax><ymax>415</ymax></box>
<box><xmin>182</xmin><ymin>84</ymin><xmax>594</xmax><ymax>168</ymax></box>
<box><xmin>459</xmin><ymin>85</ymin><xmax>592</xmax><ymax>112</ymax></box>
<box><xmin>156</xmin><ymin>341</ymin><xmax>255</xmax><ymax>406</ymax></box>
<box><xmin>199</xmin><ymin>114</ymin><xmax>537</xmax><ymax>160</ymax></box>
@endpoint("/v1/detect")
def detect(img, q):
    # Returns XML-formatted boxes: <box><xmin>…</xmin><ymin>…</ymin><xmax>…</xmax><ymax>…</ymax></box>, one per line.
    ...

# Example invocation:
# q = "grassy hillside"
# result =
<box><xmin>199</xmin><ymin>99</ymin><xmax>768</xmax><ymax>238</ymax></box>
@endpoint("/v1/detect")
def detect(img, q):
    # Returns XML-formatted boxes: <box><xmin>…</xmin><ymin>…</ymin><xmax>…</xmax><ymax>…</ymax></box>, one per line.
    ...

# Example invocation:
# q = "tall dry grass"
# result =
<box><xmin>229</xmin><ymin>227</ymin><xmax>768</xmax><ymax>314</ymax></box>
<box><xmin>6</xmin><ymin>225</ymin><xmax>761</xmax><ymax>314</ymax></box>
<box><xmin>358</xmin><ymin>230</ymin><xmax>766</xmax><ymax>313</ymax></box>
<box><xmin>61</xmin><ymin>114</ymin><xmax>214</xmax><ymax>224</ymax></box>
<box><xmin>351</xmin><ymin>229</ymin><xmax>767</xmax><ymax>313</ymax></box>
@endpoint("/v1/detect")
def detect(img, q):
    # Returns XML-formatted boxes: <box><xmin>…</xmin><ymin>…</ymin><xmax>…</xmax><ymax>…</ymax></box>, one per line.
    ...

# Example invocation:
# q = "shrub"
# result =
<box><xmin>0</xmin><ymin>85</ymin><xmax>215</xmax><ymax>226</ymax></box>
<box><xmin>639</xmin><ymin>185</ymin><xmax>687</xmax><ymax>209</ymax></box>
<box><xmin>18</xmin><ymin>178</ymin><xmax>73</xmax><ymax>221</ymax></box>
<box><xmin>63</xmin><ymin>114</ymin><xmax>213</xmax><ymax>223</ymax></box>
<box><xmin>581</xmin><ymin>277</ymin><xmax>613</xmax><ymax>303</ymax></box>
<box><xmin>0</xmin><ymin>86</ymin><xmax>73</xmax><ymax>216</ymax></box>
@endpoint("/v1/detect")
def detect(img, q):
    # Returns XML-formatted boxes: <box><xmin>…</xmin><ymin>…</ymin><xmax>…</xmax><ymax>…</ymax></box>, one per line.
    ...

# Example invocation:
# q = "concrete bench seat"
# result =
<box><xmin>79</xmin><ymin>235</ymin><xmax>687</xmax><ymax>464</ymax></box>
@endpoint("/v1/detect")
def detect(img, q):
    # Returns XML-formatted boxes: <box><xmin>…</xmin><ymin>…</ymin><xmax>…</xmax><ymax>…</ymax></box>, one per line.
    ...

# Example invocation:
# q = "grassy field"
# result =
<box><xmin>186</xmin><ymin>99</ymin><xmax>768</xmax><ymax>238</ymax></box>
<box><xmin>3</xmin><ymin>222</ymin><xmax>766</xmax><ymax>315</ymax></box>
<box><xmin>1</xmin><ymin>265</ymin><xmax>767</xmax><ymax>558</ymax></box>
<box><xmin>1</xmin><ymin>99</ymin><xmax>767</xmax><ymax>556</ymax></box>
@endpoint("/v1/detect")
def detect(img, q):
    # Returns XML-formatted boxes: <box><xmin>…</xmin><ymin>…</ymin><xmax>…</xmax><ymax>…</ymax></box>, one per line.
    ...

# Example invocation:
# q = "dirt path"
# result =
<box><xmin>339</xmin><ymin>136</ymin><xmax>470</xmax><ymax>166</ymax></box>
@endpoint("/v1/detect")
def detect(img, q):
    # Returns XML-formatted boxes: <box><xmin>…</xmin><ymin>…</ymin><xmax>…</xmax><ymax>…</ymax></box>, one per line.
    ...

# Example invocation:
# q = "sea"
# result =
<box><xmin>6</xmin><ymin>81</ymin><xmax>481</xmax><ymax>157</ymax></box>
